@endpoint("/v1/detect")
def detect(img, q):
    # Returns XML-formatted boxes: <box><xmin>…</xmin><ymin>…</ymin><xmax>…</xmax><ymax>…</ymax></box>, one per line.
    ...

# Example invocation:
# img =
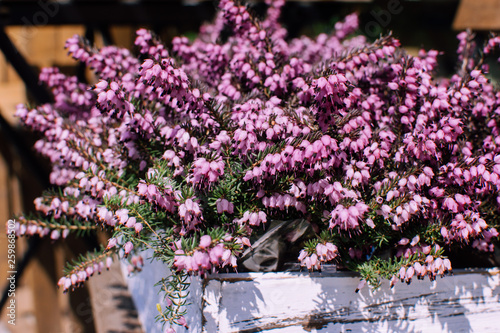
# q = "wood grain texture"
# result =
<box><xmin>202</xmin><ymin>269</ymin><xmax>500</xmax><ymax>332</ymax></box>
<box><xmin>453</xmin><ymin>0</ymin><xmax>500</xmax><ymax>30</ymax></box>
<box><xmin>124</xmin><ymin>256</ymin><xmax>500</xmax><ymax>333</ymax></box>
<box><xmin>88</xmin><ymin>259</ymin><xmax>143</xmax><ymax>333</ymax></box>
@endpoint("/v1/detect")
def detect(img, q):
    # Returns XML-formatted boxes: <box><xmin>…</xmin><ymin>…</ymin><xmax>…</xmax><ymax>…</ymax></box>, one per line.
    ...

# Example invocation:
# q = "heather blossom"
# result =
<box><xmin>7</xmin><ymin>0</ymin><xmax>500</xmax><ymax>330</ymax></box>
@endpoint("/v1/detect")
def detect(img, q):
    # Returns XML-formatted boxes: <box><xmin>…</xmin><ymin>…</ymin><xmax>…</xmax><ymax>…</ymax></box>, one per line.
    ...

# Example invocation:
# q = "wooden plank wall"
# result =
<box><xmin>0</xmin><ymin>25</ymin><xmax>138</xmax><ymax>332</ymax></box>
<box><xmin>453</xmin><ymin>0</ymin><xmax>500</xmax><ymax>30</ymax></box>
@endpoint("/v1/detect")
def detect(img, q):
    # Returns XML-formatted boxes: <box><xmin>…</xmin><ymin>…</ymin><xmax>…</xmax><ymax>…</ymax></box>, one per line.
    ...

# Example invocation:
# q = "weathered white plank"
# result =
<box><xmin>121</xmin><ymin>250</ymin><xmax>203</xmax><ymax>333</ymax></box>
<box><xmin>123</xmin><ymin>254</ymin><xmax>500</xmax><ymax>333</ymax></box>
<box><xmin>202</xmin><ymin>269</ymin><xmax>500</xmax><ymax>333</ymax></box>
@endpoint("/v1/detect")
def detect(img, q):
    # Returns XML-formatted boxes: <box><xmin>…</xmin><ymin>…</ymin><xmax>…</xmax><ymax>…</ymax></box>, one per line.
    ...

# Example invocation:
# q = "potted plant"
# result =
<box><xmin>10</xmin><ymin>0</ymin><xmax>500</xmax><ymax>331</ymax></box>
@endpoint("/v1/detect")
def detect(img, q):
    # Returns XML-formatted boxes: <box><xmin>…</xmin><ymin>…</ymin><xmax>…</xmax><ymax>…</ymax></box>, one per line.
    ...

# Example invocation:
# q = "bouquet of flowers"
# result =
<box><xmin>10</xmin><ymin>0</ymin><xmax>500</xmax><ymax>330</ymax></box>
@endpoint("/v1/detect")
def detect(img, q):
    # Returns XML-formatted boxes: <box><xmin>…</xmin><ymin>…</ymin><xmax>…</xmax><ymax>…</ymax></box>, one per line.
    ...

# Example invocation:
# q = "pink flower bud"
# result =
<box><xmin>62</xmin><ymin>229</ymin><xmax>70</xmax><ymax>239</ymax></box>
<box><xmin>106</xmin><ymin>238</ymin><xmax>117</xmax><ymax>250</ymax></box>
<box><xmin>199</xmin><ymin>235</ymin><xmax>212</xmax><ymax>249</ymax></box>
<box><xmin>441</xmin><ymin>227</ymin><xmax>449</xmax><ymax>239</ymax></box>
<box><xmin>410</xmin><ymin>235</ymin><xmax>420</xmax><ymax>246</ymax></box>
<box><xmin>298</xmin><ymin>250</ymin><xmax>308</xmax><ymax>261</ymax></box>
<box><xmin>356</xmin><ymin>279</ymin><xmax>366</xmax><ymax>292</ymax></box>
<box><xmin>390</xmin><ymin>275</ymin><xmax>398</xmax><ymax>288</ymax></box>
<box><xmin>177</xmin><ymin>315</ymin><xmax>188</xmax><ymax>328</ymax></box>
<box><xmin>477</xmin><ymin>164</ymin><xmax>486</xmax><ymax>175</ymax></box>
<box><xmin>258</xmin><ymin>211</ymin><xmax>267</xmax><ymax>223</ymax></box>
<box><xmin>388</xmin><ymin>82</ymin><xmax>399</xmax><ymax>90</ymax></box>
<box><xmin>434</xmin><ymin>257</ymin><xmax>443</xmax><ymax>269</ymax></box>
<box><xmin>413</xmin><ymin>262</ymin><xmax>422</xmax><ymax>275</ymax></box>
<box><xmin>57</xmin><ymin>277</ymin><xmax>67</xmax><ymax>289</ymax></box>
<box><xmin>124</xmin><ymin>241</ymin><xmax>133</xmax><ymax>255</ymax></box>
<box><xmin>50</xmin><ymin>230</ymin><xmax>60</xmax><ymax>240</ymax></box>
<box><xmin>241</xmin><ymin>237</ymin><xmax>251</xmax><ymax>247</ymax></box>
<box><xmin>406</xmin><ymin>266</ymin><xmax>415</xmax><ymax>281</ymax></box>
<box><xmin>106</xmin><ymin>257</ymin><xmax>113</xmax><ymax>269</ymax></box>
<box><xmin>125</xmin><ymin>217</ymin><xmax>136</xmax><ymax>228</ymax></box>
<box><xmin>398</xmin><ymin>238</ymin><xmax>409</xmax><ymax>246</ymax></box>
<box><xmin>249</xmin><ymin>212</ymin><xmax>259</xmax><ymax>225</ymax></box>
<box><xmin>399</xmin><ymin>267</ymin><xmax>406</xmax><ymax>281</ymax></box>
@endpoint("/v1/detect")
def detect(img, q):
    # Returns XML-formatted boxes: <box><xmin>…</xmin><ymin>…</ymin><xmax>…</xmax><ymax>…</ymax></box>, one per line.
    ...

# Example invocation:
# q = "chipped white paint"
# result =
<box><xmin>121</xmin><ymin>250</ymin><xmax>203</xmax><ymax>333</ymax></box>
<box><xmin>123</xmin><ymin>255</ymin><xmax>500</xmax><ymax>333</ymax></box>
<box><xmin>203</xmin><ymin>269</ymin><xmax>500</xmax><ymax>333</ymax></box>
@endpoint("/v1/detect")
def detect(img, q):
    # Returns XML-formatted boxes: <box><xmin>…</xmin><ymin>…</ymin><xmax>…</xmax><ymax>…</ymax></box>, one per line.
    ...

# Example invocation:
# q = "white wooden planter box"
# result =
<box><xmin>123</xmin><ymin>252</ymin><xmax>500</xmax><ymax>333</ymax></box>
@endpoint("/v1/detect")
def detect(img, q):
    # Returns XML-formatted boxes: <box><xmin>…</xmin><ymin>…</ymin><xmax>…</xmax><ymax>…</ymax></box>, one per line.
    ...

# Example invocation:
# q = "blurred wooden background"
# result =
<box><xmin>0</xmin><ymin>24</ymin><xmax>142</xmax><ymax>333</ymax></box>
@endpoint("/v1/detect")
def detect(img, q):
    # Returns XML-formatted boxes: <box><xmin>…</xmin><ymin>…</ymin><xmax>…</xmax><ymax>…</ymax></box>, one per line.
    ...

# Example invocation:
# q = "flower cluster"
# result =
<box><xmin>172</xmin><ymin>234</ymin><xmax>244</xmax><ymax>274</ymax></box>
<box><xmin>8</xmin><ymin>0</ymin><xmax>500</xmax><ymax>330</ymax></box>
<box><xmin>57</xmin><ymin>251</ymin><xmax>114</xmax><ymax>293</ymax></box>
<box><xmin>393</xmin><ymin>244</ymin><xmax>453</xmax><ymax>286</ymax></box>
<box><xmin>299</xmin><ymin>242</ymin><xmax>339</xmax><ymax>270</ymax></box>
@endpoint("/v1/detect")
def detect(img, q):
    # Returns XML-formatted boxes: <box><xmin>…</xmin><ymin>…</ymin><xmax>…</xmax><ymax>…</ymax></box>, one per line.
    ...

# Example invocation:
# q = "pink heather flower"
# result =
<box><xmin>50</xmin><ymin>230</ymin><xmax>60</xmax><ymax>240</ymax></box>
<box><xmin>191</xmin><ymin>157</ymin><xmax>224</xmax><ymax>183</ymax></box>
<box><xmin>330</xmin><ymin>203</ymin><xmax>368</xmax><ymax>229</ymax></box>
<box><xmin>398</xmin><ymin>238</ymin><xmax>409</xmax><ymax>246</ymax></box>
<box><xmin>388</xmin><ymin>82</ymin><xmax>398</xmax><ymax>90</ymax></box>
<box><xmin>405</xmin><ymin>266</ymin><xmax>415</xmax><ymax>281</ymax></box>
<box><xmin>240</xmin><ymin>237</ymin><xmax>251</xmax><ymax>247</ymax></box>
<box><xmin>434</xmin><ymin>257</ymin><xmax>443</xmax><ymax>269</ymax></box>
<box><xmin>316</xmin><ymin>242</ymin><xmax>338</xmax><ymax>261</ymax></box>
<box><xmin>174</xmin><ymin>253</ymin><xmax>191</xmax><ymax>271</ymax></box>
<box><xmin>199</xmin><ymin>235</ymin><xmax>212</xmax><ymax>249</ymax></box>
<box><xmin>116</xmin><ymin>209</ymin><xmax>129</xmax><ymax>224</ymax></box>
<box><xmin>222</xmin><ymin>249</ymin><xmax>231</xmax><ymax>262</ymax></box>
<box><xmin>441</xmin><ymin>226</ymin><xmax>449</xmax><ymax>239</ymax></box>
<box><xmin>124</xmin><ymin>241</ymin><xmax>134</xmax><ymax>255</ymax></box>
<box><xmin>177</xmin><ymin>316</ymin><xmax>188</xmax><ymax>328</ymax></box>
<box><xmin>308</xmin><ymin>254</ymin><xmax>320</xmax><ymax>270</ymax></box>
<box><xmin>399</xmin><ymin>267</ymin><xmax>406</xmax><ymax>281</ymax></box>
<box><xmin>443</xmin><ymin>258</ymin><xmax>452</xmax><ymax>271</ymax></box>
<box><xmin>379</xmin><ymin>205</ymin><xmax>392</xmax><ymax>218</ymax></box>
<box><xmin>216</xmin><ymin>198</ymin><xmax>234</xmax><ymax>214</ymax></box>
<box><xmin>106</xmin><ymin>257</ymin><xmax>113</xmax><ymax>269</ymax></box>
<box><xmin>134</xmin><ymin>223</ymin><xmax>143</xmax><ymax>233</ymax></box>
<box><xmin>258</xmin><ymin>211</ymin><xmax>267</xmax><ymax>223</ymax></box>
<box><xmin>106</xmin><ymin>238</ymin><xmax>117</xmax><ymax>250</ymax></box>
<box><xmin>249</xmin><ymin>212</ymin><xmax>259</xmax><ymax>225</ymax></box>
<box><xmin>193</xmin><ymin>251</ymin><xmax>211</xmax><ymax>270</ymax></box>
<box><xmin>355</xmin><ymin>279</ymin><xmax>366</xmax><ymax>292</ymax></box>
<box><xmin>443</xmin><ymin>197</ymin><xmax>458</xmax><ymax>213</ymax></box>
<box><xmin>390</xmin><ymin>275</ymin><xmax>398</xmax><ymax>288</ymax></box>
<box><xmin>209</xmin><ymin>244</ymin><xmax>225</xmax><ymax>265</ymax></box>
<box><xmin>125</xmin><ymin>217</ymin><xmax>137</xmax><ymax>228</ymax></box>
<box><xmin>413</xmin><ymin>262</ymin><xmax>423</xmax><ymax>275</ymax></box>
<box><xmin>57</xmin><ymin>276</ymin><xmax>67</xmax><ymax>289</ymax></box>
<box><xmin>298</xmin><ymin>250</ymin><xmax>308</xmax><ymax>262</ymax></box>
<box><xmin>62</xmin><ymin>229</ymin><xmax>70</xmax><ymax>238</ymax></box>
